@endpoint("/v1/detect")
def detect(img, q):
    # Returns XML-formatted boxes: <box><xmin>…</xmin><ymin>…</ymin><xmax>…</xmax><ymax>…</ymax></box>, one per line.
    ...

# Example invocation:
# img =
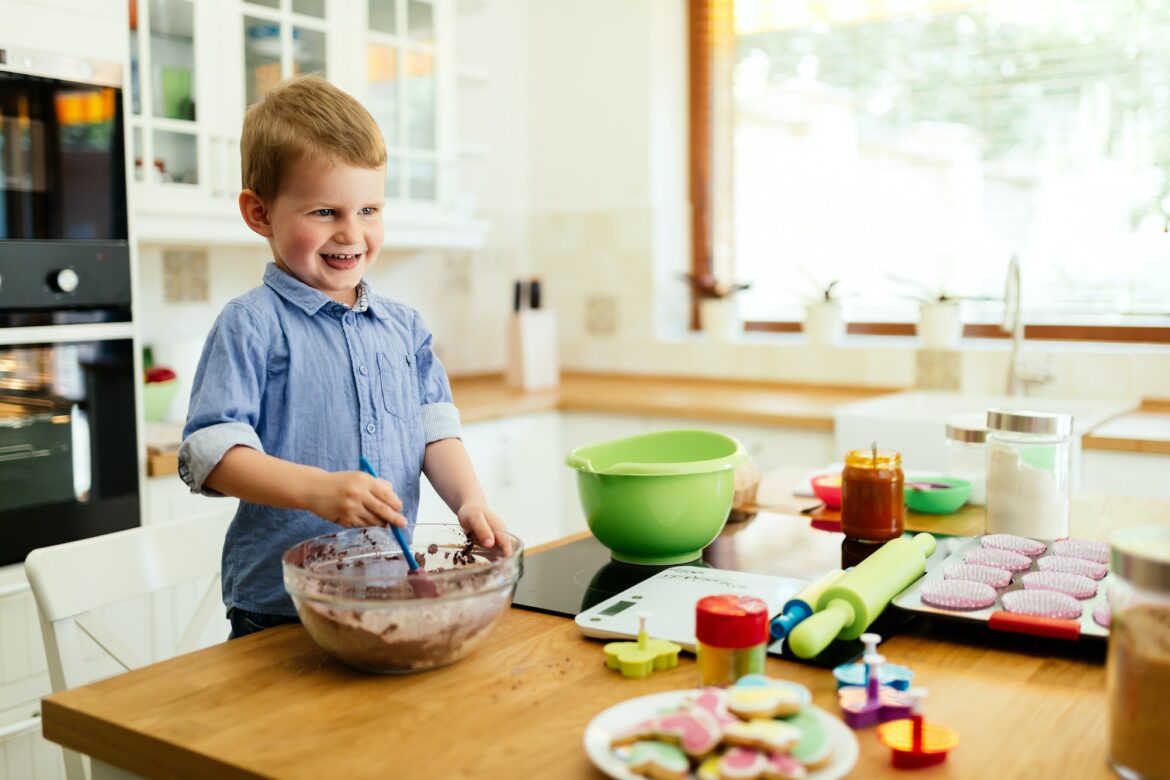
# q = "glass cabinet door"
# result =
<box><xmin>366</xmin><ymin>0</ymin><xmax>442</xmax><ymax>205</ymax></box>
<box><xmin>241</xmin><ymin>0</ymin><xmax>329</xmax><ymax>108</ymax></box>
<box><xmin>129</xmin><ymin>0</ymin><xmax>200</xmax><ymax>188</ymax></box>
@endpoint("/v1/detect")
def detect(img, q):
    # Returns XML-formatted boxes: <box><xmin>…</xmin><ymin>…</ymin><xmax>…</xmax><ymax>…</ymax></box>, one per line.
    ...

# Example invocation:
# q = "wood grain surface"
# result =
<box><xmin>42</xmin><ymin>494</ymin><xmax>1169</xmax><ymax>779</ymax></box>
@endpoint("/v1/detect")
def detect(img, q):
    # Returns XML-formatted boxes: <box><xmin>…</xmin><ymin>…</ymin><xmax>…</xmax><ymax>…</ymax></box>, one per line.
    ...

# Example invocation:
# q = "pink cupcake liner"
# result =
<box><xmin>920</xmin><ymin>579</ymin><xmax>998</xmax><ymax>611</ymax></box>
<box><xmin>943</xmin><ymin>563</ymin><xmax>1013</xmax><ymax>589</ymax></box>
<box><xmin>1021</xmin><ymin>571</ymin><xmax>1098</xmax><ymax>599</ymax></box>
<box><xmin>1052</xmin><ymin>539</ymin><xmax>1110</xmax><ymax>564</ymax></box>
<box><xmin>982</xmin><ymin>534</ymin><xmax>1047</xmax><ymax>557</ymax></box>
<box><xmin>1036</xmin><ymin>555</ymin><xmax>1108</xmax><ymax>581</ymax></box>
<box><xmin>1092</xmin><ymin>601</ymin><xmax>1112</xmax><ymax>629</ymax></box>
<box><xmin>1001</xmin><ymin>589</ymin><xmax>1083</xmax><ymax>620</ymax></box>
<box><xmin>964</xmin><ymin>547</ymin><xmax>1032</xmax><ymax>572</ymax></box>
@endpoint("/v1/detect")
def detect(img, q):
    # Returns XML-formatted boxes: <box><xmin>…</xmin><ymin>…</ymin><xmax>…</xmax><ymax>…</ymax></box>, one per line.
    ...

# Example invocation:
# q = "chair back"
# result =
<box><xmin>25</xmin><ymin>512</ymin><xmax>231</xmax><ymax>780</ymax></box>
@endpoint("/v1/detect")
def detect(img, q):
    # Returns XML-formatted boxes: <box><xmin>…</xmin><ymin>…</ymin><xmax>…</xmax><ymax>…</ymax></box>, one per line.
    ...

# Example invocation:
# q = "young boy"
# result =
<box><xmin>178</xmin><ymin>75</ymin><xmax>510</xmax><ymax>639</ymax></box>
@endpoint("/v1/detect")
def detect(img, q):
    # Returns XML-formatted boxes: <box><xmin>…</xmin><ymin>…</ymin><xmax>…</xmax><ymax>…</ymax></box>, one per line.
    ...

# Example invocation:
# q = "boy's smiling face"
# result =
<box><xmin>244</xmin><ymin>156</ymin><xmax>386</xmax><ymax>306</ymax></box>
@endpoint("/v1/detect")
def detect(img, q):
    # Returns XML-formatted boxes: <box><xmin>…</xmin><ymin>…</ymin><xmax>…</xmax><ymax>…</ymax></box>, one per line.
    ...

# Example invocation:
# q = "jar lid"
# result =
<box><xmin>986</xmin><ymin>408</ymin><xmax>1073</xmax><ymax>437</ymax></box>
<box><xmin>946</xmin><ymin>414</ymin><xmax>987</xmax><ymax>444</ymax></box>
<box><xmin>843</xmin><ymin>448</ymin><xmax>902</xmax><ymax>469</ymax></box>
<box><xmin>1111</xmin><ymin>527</ymin><xmax>1170</xmax><ymax>594</ymax></box>
<box><xmin>695</xmin><ymin>594</ymin><xmax>768</xmax><ymax>649</ymax></box>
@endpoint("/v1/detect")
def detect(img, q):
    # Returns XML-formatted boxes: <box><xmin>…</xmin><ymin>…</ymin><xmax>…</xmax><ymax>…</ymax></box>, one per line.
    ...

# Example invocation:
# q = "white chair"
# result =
<box><xmin>25</xmin><ymin>512</ymin><xmax>232</xmax><ymax>780</ymax></box>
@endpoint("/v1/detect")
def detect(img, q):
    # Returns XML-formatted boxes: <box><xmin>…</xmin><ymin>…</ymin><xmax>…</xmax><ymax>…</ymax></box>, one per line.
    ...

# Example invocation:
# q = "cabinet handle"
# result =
<box><xmin>209</xmin><ymin>136</ymin><xmax>223</xmax><ymax>197</ymax></box>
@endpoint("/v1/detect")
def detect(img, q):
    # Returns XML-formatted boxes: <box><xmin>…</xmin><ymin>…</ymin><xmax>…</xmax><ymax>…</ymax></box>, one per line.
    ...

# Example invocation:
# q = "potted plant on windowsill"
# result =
<box><xmin>680</xmin><ymin>273</ymin><xmax>752</xmax><ymax>341</ymax></box>
<box><xmin>890</xmin><ymin>276</ymin><xmax>992</xmax><ymax>349</ymax></box>
<box><xmin>802</xmin><ymin>277</ymin><xmax>845</xmax><ymax>346</ymax></box>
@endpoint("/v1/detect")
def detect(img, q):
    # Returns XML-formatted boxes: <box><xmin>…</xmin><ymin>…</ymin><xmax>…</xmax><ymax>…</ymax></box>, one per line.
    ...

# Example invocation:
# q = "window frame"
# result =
<box><xmin>688</xmin><ymin>0</ymin><xmax>1170</xmax><ymax>345</ymax></box>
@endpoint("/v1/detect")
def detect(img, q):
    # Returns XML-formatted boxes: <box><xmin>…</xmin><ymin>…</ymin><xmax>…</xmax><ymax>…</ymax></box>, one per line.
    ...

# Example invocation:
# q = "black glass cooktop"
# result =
<box><xmin>511</xmin><ymin>514</ymin><xmax>948</xmax><ymax>666</ymax></box>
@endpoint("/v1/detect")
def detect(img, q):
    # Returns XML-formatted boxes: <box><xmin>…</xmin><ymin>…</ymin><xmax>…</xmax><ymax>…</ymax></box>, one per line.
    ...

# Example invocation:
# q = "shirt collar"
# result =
<box><xmin>263</xmin><ymin>263</ymin><xmax>389</xmax><ymax>319</ymax></box>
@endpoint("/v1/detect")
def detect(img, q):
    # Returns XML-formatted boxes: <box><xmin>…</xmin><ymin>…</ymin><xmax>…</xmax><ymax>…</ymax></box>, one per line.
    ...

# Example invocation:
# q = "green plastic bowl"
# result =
<box><xmin>904</xmin><ymin>475</ymin><xmax>972</xmax><ymax>514</ymax></box>
<box><xmin>565</xmin><ymin>430</ymin><xmax>749</xmax><ymax>564</ymax></box>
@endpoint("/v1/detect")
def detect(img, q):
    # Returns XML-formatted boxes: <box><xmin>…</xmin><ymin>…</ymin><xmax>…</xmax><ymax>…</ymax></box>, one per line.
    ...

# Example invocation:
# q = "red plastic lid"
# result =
<box><xmin>695</xmin><ymin>594</ymin><xmax>768</xmax><ymax>649</ymax></box>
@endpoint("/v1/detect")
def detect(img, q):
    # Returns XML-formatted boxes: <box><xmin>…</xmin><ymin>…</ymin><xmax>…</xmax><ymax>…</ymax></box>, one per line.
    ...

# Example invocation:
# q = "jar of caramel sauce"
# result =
<box><xmin>840</xmin><ymin>448</ymin><xmax>905</xmax><ymax>542</ymax></box>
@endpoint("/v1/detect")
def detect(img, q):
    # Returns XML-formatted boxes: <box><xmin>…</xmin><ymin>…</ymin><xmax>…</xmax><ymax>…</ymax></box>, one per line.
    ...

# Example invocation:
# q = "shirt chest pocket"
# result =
<box><xmin>377</xmin><ymin>350</ymin><xmax>421</xmax><ymax>420</ymax></box>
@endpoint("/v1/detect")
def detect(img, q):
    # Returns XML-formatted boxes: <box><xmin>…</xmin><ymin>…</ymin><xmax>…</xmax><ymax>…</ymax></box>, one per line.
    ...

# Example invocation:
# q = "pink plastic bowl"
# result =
<box><xmin>811</xmin><ymin>473</ymin><xmax>843</xmax><ymax>510</ymax></box>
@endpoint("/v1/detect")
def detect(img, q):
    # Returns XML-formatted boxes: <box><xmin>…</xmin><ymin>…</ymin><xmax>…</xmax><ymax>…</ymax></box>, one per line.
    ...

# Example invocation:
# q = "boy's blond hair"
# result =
<box><xmin>240</xmin><ymin>74</ymin><xmax>387</xmax><ymax>200</ymax></box>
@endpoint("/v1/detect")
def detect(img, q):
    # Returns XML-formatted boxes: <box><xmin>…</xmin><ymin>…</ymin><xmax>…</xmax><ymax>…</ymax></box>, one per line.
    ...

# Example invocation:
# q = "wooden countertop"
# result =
<box><xmin>41</xmin><ymin>492</ymin><xmax>1168</xmax><ymax>779</ymax></box>
<box><xmin>1082</xmin><ymin>398</ymin><xmax>1170</xmax><ymax>456</ymax></box>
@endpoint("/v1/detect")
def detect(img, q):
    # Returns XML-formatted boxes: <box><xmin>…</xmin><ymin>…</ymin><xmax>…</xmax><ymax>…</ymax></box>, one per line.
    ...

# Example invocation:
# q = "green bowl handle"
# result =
<box><xmin>565</xmin><ymin>452</ymin><xmax>593</xmax><ymax>471</ymax></box>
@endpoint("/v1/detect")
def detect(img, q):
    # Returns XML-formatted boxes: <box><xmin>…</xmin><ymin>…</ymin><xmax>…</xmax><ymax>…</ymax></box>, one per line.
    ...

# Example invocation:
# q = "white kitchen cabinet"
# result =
<box><xmin>129</xmin><ymin>0</ymin><xmax>487</xmax><ymax>247</ymax></box>
<box><xmin>1082</xmin><ymin>450</ymin><xmax>1170</xmax><ymax>500</ymax></box>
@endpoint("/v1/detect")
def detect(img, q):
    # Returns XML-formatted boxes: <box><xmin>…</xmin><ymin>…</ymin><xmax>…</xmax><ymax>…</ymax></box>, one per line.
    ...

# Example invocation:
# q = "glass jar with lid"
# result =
<box><xmin>841</xmin><ymin>447</ymin><xmax>904</xmax><ymax>542</ymax></box>
<box><xmin>945</xmin><ymin>414</ymin><xmax>987</xmax><ymax>506</ymax></box>
<box><xmin>1106</xmin><ymin>527</ymin><xmax>1170</xmax><ymax>780</ymax></box>
<box><xmin>984</xmin><ymin>409</ymin><xmax>1073</xmax><ymax>539</ymax></box>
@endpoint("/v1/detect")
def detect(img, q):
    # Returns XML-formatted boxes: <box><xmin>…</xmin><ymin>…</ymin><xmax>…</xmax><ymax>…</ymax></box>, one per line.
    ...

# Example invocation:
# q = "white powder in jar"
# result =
<box><xmin>985</xmin><ymin>439</ymin><xmax>1069</xmax><ymax>538</ymax></box>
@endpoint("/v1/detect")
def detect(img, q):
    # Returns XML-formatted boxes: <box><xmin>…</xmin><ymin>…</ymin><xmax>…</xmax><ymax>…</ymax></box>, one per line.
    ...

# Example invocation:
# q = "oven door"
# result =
<box><xmin>0</xmin><ymin>336</ymin><xmax>138</xmax><ymax>566</ymax></box>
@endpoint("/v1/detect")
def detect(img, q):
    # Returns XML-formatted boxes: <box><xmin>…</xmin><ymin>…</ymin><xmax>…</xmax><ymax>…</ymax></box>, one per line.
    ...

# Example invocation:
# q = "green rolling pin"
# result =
<box><xmin>787</xmin><ymin>533</ymin><xmax>937</xmax><ymax>659</ymax></box>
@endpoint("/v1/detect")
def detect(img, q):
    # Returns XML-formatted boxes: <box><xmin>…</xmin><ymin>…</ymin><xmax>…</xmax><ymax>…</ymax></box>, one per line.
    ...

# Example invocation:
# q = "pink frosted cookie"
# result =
<box><xmin>611</xmin><ymin>716</ymin><xmax>660</xmax><ymax>748</ymax></box>
<box><xmin>943</xmin><ymin>563</ymin><xmax>1013</xmax><ymax>589</ymax></box>
<box><xmin>621</xmin><ymin>741</ymin><xmax>690</xmax><ymax>780</ymax></box>
<box><xmin>1036</xmin><ymin>555</ymin><xmax>1108</xmax><ymax>581</ymax></box>
<box><xmin>653</xmin><ymin>709</ymin><xmax>723</xmax><ymax>758</ymax></box>
<box><xmin>920</xmin><ymin>579</ymin><xmax>997</xmax><ymax>610</ymax></box>
<box><xmin>963</xmin><ymin>547</ymin><xmax>1032</xmax><ymax>572</ymax></box>
<box><xmin>982</xmin><ymin>534</ymin><xmax>1047</xmax><ymax>557</ymax></box>
<box><xmin>1021</xmin><ymin>571</ymin><xmax>1098</xmax><ymax>599</ymax></box>
<box><xmin>1053</xmin><ymin>539</ymin><xmax>1110</xmax><ymax>564</ymax></box>
<box><xmin>1002</xmin><ymin>589</ymin><xmax>1082</xmax><ymax>620</ymax></box>
<box><xmin>1093</xmin><ymin>601</ymin><xmax>1112</xmax><ymax>629</ymax></box>
<box><xmin>717</xmin><ymin>747</ymin><xmax>808</xmax><ymax>780</ymax></box>
<box><xmin>722</xmin><ymin>718</ymin><xmax>802</xmax><ymax>754</ymax></box>
<box><xmin>688</xmin><ymin>688</ymin><xmax>739</xmax><ymax>728</ymax></box>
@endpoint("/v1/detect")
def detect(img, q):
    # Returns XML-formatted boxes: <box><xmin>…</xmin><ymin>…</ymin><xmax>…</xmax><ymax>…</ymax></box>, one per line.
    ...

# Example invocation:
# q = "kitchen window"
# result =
<box><xmin>690</xmin><ymin>0</ymin><xmax>1170</xmax><ymax>342</ymax></box>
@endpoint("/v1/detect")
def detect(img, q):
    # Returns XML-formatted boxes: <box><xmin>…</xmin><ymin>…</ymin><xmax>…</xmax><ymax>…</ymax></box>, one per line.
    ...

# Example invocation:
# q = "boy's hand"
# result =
<box><xmin>311</xmin><ymin>470</ymin><xmax>406</xmax><ymax>529</ymax></box>
<box><xmin>456</xmin><ymin>502</ymin><xmax>512</xmax><ymax>555</ymax></box>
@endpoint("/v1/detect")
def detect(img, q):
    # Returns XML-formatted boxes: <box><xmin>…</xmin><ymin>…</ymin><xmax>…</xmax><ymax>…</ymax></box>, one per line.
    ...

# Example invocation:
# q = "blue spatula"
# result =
<box><xmin>359</xmin><ymin>456</ymin><xmax>418</xmax><ymax>572</ymax></box>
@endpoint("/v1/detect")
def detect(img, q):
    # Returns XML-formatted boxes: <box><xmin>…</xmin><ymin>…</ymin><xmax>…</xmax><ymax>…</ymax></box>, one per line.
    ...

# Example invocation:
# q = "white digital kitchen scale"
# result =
<box><xmin>575</xmin><ymin>566</ymin><xmax>807</xmax><ymax>652</ymax></box>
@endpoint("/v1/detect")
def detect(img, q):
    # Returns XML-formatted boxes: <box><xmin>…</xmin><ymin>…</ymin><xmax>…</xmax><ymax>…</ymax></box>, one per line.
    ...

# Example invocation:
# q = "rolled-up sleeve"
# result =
<box><xmin>412</xmin><ymin>311</ymin><xmax>461</xmax><ymax>443</ymax></box>
<box><xmin>178</xmin><ymin>303</ymin><xmax>269</xmax><ymax>495</ymax></box>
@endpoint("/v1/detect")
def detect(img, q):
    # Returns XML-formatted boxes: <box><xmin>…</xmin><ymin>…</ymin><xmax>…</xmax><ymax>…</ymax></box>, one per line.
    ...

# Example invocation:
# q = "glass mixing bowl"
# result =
<box><xmin>282</xmin><ymin>523</ymin><xmax>524</xmax><ymax>673</ymax></box>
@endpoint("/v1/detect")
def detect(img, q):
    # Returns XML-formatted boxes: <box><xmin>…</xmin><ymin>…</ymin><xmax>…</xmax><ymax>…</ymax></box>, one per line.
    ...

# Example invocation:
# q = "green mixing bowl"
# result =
<box><xmin>904</xmin><ymin>475</ymin><xmax>972</xmax><ymax>514</ymax></box>
<box><xmin>565</xmin><ymin>430</ymin><xmax>749</xmax><ymax>564</ymax></box>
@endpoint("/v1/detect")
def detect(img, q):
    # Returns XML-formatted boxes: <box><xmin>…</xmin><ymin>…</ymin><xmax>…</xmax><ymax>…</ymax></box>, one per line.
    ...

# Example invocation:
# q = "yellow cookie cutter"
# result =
<box><xmin>603</xmin><ymin>612</ymin><xmax>681</xmax><ymax>678</ymax></box>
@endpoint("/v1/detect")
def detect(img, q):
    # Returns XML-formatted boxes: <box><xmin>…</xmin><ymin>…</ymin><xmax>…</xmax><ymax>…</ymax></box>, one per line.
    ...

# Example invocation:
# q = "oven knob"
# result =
<box><xmin>50</xmin><ymin>268</ymin><xmax>80</xmax><ymax>294</ymax></box>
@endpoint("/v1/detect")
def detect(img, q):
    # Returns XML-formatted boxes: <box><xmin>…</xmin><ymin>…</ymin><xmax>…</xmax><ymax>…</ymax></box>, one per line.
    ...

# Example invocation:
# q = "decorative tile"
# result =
<box><xmin>162</xmin><ymin>250</ymin><xmax>209</xmax><ymax>303</ymax></box>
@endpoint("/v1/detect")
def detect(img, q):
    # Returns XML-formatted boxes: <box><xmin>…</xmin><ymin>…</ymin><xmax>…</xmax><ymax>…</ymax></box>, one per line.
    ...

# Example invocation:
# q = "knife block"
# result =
<box><xmin>506</xmin><ymin>309</ymin><xmax>559</xmax><ymax>391</ymax></box>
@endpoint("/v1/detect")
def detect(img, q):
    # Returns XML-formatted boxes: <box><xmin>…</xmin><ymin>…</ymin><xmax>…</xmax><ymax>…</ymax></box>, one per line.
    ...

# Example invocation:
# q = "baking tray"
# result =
<box><xmin>893</xmin><ymin>535</ymin><xmax>1110</xmax><ymax>641</ymax></box>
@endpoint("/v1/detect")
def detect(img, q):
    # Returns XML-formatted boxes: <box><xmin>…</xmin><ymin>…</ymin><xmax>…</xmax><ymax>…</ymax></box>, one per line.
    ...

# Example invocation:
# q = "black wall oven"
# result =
<box><xmin>1</xmin><ymin>47</ymin><xmax>138</xmax><ymax>567</ymax></box>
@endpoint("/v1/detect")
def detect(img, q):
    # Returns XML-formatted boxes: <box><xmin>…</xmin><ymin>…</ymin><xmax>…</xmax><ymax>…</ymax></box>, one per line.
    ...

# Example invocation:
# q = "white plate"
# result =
<box><xmin>583</xmin><ymin>689</ymin><xmax>859</xmax><ymax>780</ymax></box>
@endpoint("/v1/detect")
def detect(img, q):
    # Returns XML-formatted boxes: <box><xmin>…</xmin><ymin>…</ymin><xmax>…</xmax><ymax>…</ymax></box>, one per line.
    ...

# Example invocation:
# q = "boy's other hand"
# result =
<box><xmin>312</xmin><ymin>470</ymin><xmax>406</xmax><ymax>529</ymax></box>
<box><xmin>456</xmin><ymin>502</ymin><xmax>512</xmax><ymax>555</ymax></box>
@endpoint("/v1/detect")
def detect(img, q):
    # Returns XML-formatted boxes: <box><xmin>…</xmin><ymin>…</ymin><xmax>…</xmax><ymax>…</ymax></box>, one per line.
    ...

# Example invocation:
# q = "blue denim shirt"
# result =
<box><xmin>179</xmin><ymin>263</ymin><xmax>461</xmax><ymax>616</ymax></box>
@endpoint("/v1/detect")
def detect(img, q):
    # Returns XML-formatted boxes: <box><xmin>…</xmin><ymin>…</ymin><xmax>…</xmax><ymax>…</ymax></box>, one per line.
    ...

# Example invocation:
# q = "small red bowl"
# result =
<box><xmin>811</xmin><ymin>473</ymin><xmax>843</xmax><ymax>510</ymax></box>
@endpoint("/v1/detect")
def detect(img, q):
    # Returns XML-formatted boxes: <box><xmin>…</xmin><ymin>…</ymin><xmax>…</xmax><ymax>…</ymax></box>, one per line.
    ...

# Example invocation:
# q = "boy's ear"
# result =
<box><xmin>239</xmin><ymin>189</ymin><xmax>275</xmax><ymax>237</ymax></box>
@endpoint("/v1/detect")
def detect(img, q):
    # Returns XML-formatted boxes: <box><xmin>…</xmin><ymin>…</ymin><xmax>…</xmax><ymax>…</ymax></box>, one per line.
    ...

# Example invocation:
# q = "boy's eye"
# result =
<box><xmin>312</xmin><ymin>208</ymin><xmax>335</xmax><ymax>217</ymax></box>
<box><xmin>360</xmin><ymin>207</ymin><xmax>379</xmax><ymax>216</ymax></box>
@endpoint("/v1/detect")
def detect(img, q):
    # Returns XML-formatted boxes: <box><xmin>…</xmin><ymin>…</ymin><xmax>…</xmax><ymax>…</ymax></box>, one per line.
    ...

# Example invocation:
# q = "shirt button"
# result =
<box><xmin>366</xmin><ymin>423</ymin><xmax>376</xmax><ymax>434</ymax></box>
<box><xmin>359</xmin><ymin>365</ymin><xmax>368</xmax><ymax>375</ymax></box>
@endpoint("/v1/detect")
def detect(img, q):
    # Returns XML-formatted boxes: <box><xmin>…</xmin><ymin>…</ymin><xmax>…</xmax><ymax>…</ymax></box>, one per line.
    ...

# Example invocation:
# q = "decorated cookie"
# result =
<box><xmin>1021</xmin><ymin>570</ymin><xmax>1098</xmax><ymax>599</ymax></box>
<box><xmin>722</xmin><ymin>718</ymin><xmax>802</xmax><ymax>754</ymax></box>
<box><xmin>611</xmin><ymin>716</ymin><xmax>660</xmax><ymax>748</ymax></box>
<box><xmin>654</xmin><ymin>709</ymin><xmax>723</xmax><ymax>758</ymax></box>
<box><xmin>1036</xmin><ymin>555</ymin><xmax>1108</xmax><ymax>580</ymax></box>
<box><xmin>728</xmin><ymin>677</ymin><xmax>811</xmax><ymax>718</ymax></box>
<box><xmin>623</xmin><ymin>740</ymin><xmax>690</xmax><ymax>780</ymax></box>
<box><xmin>920</xmin><ymin>579</ymin><xmax>998</xmax><ymax>610</ymax></box>
<box><xmin>689</xmin><ymin>688</ymin><xmax>740</xmax><ymax>728</ymax></box>
<box><xmin>717</xmin><ymin>747</ymin><xmax>808</xmax><ymax>780</ymax></box>
<box><xmin>963</xmin><ymin>547</ymin><xmax>1032</xmax><ymax>572</ymax></box>
<box><xmin>981</xmin><ymin>534</ymin><xmax>1047</xmax><ymax>557</ymax></box>
<box><xmin>1002</xmin><ymin>588</ymin><xmax>1082</xmax><ymax>620</ymax></box>
<box><xmin>943</xmin><ymin>563</ymin><xmax>1013</xmax><ymax>589</ymax></box>
<box><xmin>697</xmin><ymin>755</ymin><xmax>722</xmax><ymax>780</ymax></box>
<box><xmin>1053</xmin><ymin>539</ymin><xmax>1111</xmax><ymax>564</ymax></box>
<box><xmin>783</xmin><ymin>708</ymin><xmax>834</xmax><ymax>769</ymax></box>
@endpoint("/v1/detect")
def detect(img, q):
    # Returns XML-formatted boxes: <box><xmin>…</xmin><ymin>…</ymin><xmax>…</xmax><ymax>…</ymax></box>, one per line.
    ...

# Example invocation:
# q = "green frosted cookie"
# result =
<box><xmin>783</xmin><ymin>707</ymin><xmax>833</xmax><ymax>769</ymax></box>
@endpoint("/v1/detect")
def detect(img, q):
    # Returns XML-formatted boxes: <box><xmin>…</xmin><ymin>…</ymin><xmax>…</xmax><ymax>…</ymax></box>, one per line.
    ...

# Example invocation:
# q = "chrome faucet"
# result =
<box><xmin>1002</xmin><ymin>255</ymin><xmax>1051</xmax><ymax>395</ymax></box>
